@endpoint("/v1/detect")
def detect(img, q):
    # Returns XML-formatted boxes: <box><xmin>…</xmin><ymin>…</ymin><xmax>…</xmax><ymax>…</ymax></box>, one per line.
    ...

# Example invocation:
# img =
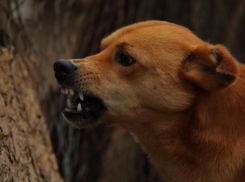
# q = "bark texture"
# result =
<box><xmin>0</xmin><ymin>47</ymin><xmax>62</xmax><ymax>182</ymax></box>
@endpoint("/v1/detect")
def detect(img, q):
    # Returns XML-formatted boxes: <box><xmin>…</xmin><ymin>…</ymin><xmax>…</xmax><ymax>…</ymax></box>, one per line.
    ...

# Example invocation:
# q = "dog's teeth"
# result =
<box><xmin>61</xmin><ymin>89</ymin><xmax>64</xmax><ymax>94</ymax></box>
<box><xmin>70</xmin><ymin>89</ymin><xmax>74</xmax><ymax>96</ymax></box>
<box><xmin>65</xmin><ymin>89</ymin><xmax>68</xmax><ymax>94</ymax></box>
<box><xmin>79</xmin><ymin>93</ymin><xmax>84</xmax><ymax>101</ymax></box>
<box><xmin>67</xmin><ymin>99</ymin><xmax>72</xmax><ymax>108</ymax></box>
<box><xmin>77</xmin><ymin>103</ymin><xmax>82</xmax><ymax>111</ymax></box>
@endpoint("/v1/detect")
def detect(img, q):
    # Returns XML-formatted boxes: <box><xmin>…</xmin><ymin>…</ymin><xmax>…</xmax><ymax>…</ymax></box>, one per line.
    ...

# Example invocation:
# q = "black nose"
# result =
<box><xmin>54</xmin><ymin>59</ymin><xmax>77</xmax><ymax>83</ymax></box>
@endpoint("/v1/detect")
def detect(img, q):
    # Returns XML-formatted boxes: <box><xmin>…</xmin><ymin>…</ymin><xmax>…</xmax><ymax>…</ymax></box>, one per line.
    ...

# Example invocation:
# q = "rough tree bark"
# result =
<box><xmin>0</xmin><ymin>47</ymin><xmax>62</xmax><ymax>182</ymax></box>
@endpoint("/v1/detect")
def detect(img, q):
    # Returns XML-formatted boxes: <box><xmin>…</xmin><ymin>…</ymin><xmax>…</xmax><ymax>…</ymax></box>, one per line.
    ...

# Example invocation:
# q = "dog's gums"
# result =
<box><xmin>54</xmin><ymin>21</ymin><xmax>245</xmax><ymax>182</ymax></box>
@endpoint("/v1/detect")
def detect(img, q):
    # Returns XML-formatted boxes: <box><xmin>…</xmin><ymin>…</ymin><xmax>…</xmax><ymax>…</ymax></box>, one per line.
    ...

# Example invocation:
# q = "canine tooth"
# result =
<box><xmin>79</xmin><ymin>93</ymin><xmax>84</xmax><ymax>101</ymax></box>
<box><xmin>77</xmin><ymin>103</ymin><xmax>82</xmax><ymax>111</ymax></box>
<box><xmin>70</xmin><ymin>89</ymin><xmax>74</xmax><ymax>96</ymax></box>
<box><xmin>65</xmin><ymin>89</ymin><xmax>68</xmax><ymax>94</ymax></box>
<box><xmin>67</xmin><ymin>99</ymin><xmax>72</xmax><ymax>108</ymax></box>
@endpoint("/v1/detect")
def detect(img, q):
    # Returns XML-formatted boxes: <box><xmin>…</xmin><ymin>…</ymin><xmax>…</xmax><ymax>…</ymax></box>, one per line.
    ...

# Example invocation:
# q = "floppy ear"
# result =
<box><xmin>181</xmin><ymin>43</ymin><xmax>238</xmax><ymax>91</ymax></box>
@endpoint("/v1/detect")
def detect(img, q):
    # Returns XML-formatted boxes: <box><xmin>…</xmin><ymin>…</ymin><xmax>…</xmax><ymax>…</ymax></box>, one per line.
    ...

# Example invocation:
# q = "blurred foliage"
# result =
<box><xmin>0</xmin><ymin>0</ymin><xmax>244</xmax><ymax>182</ymax></box>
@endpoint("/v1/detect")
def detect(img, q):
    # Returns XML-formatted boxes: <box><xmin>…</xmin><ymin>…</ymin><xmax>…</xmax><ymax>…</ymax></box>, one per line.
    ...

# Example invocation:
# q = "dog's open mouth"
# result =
<box><xmin>60</xmin><ymin>86</ymin><xmax>106</xmax><ymax>128</ymax></box>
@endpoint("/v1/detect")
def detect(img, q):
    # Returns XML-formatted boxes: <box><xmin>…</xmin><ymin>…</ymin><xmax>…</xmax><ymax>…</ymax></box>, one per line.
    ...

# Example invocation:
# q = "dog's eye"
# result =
<box><xmin>115</xmin><ymin>53</ymin><xmax>135</xmax><ymax>66</ymax></box>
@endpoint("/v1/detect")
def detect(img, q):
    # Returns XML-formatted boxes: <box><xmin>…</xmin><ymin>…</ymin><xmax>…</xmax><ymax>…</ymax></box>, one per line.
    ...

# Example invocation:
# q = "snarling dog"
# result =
<box><xmin>54</xmin><ymin>21</ymin><xmax>245</xmax><ymax>182</ymax></box>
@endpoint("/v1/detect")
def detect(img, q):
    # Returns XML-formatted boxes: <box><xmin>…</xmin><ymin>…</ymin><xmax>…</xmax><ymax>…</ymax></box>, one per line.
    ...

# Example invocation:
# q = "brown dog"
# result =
<box><xmin>54</xmin><ymin>21</ymin><xmax>245</xmax><ymax>182</ymax></box>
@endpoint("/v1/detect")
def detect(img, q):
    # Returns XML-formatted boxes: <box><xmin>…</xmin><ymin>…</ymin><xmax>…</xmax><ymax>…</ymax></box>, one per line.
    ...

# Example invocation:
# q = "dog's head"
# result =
<box><xmin>54</xmin><ymin>21</ymin><xmax>238</xmax><ymax>129</ymax></box>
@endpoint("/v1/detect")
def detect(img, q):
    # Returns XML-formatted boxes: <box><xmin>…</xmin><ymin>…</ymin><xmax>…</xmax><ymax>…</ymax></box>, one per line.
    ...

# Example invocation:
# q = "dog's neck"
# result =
<box><xmin>123</xmin><ymin>67</ymin><xmax>245</xmax><ymax>181</ymax></box>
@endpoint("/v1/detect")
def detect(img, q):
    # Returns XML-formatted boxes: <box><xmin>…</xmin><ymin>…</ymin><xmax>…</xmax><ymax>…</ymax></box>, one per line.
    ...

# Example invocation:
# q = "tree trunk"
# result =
<box><xmin>0</xmin><ymin>47</ymin><xmax>62</xmax><ymax>182</ymax></box>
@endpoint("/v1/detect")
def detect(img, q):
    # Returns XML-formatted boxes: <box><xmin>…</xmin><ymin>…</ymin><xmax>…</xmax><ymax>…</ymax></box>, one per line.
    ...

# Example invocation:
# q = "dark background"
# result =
<box><xmin>1</xmin><ymin>0</ymin><xmax>245</xmax><ymax>181</ymax></box>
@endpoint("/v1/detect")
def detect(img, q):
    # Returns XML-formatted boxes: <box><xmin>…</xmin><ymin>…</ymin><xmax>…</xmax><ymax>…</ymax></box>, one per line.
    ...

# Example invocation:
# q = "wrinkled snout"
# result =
<box><xmin>54</xmin><ymin>59</ymin><xmax>77</xmax><ymax>84</ymax></box>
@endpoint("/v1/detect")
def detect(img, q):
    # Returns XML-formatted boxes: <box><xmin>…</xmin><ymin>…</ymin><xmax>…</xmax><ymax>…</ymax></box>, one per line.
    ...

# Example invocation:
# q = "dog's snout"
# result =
<box><xmin>54</xmin><ymin>59</ymin><xmax>77</xmax><ymax>83</ymax></box>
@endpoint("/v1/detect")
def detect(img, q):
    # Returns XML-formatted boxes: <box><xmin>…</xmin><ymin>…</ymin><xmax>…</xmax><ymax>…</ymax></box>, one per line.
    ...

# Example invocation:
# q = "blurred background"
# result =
<box><xmin>0</xmin><ymin>0</ymin><xmax>244</xmax><ymax>182</ymax></box>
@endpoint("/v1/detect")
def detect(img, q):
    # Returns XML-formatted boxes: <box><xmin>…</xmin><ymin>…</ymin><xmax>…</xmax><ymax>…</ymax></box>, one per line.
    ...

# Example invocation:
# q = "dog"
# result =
<box><xmin>54</xmin><ymin>21</ymin><xmax>245</xmax><ymax>182</ymax></box>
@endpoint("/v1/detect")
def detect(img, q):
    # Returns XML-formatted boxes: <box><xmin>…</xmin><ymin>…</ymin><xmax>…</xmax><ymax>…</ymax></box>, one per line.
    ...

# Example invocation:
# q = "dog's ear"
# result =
<box><xmin>181</xmin><ymin>43</ymin><xmax>238</xmax><ymax>91</ymax></box>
